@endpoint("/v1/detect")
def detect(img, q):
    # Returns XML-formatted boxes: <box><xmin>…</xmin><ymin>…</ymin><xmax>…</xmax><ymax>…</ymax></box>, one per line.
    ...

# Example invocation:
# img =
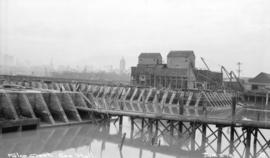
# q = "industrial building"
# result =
<box><xmin>131</xmin><ymin>51</ymin><xmax>222</xmax><ymax>90</ymax></box>
<box><xmin>249</xmin><ymin>72</ymin><xmax>270</xmax><ymax>91</ymax></box>
<box><xmin>242</xmin><ymin>72</ymin><xmax>270</xmax><ymax>106</ymax></box>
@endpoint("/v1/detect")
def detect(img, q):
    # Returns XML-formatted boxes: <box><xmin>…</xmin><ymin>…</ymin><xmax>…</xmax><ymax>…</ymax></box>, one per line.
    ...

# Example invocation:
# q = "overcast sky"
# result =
<box><xmin>0</xmin><ymin>0</ymin><xmax>269</xmax><ymax>76</ymax></box>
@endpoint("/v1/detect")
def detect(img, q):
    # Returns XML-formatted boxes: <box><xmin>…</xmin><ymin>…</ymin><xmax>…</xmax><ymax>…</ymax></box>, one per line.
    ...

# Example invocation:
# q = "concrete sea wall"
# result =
<box><xmin>0</xmin><ymin>91</ymin><xmax>95</xmax><ymax>133</ymax></box>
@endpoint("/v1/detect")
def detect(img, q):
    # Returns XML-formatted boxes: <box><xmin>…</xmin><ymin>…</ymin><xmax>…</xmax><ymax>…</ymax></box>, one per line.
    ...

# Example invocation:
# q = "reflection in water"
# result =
<box><xmin>0</xmin><ymin>117</ymin><xmax>269</xmax><ymax>158</ymax></box>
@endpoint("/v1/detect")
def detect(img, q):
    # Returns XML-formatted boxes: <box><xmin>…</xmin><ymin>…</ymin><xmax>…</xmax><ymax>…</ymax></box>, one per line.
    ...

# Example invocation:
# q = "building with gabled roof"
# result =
<box><xmin>243</xmin><ymin>72</ymin><xmax>270</xmax><ymax>106</ymax></box>
<box><xmin>249</xmin><ymin>72</ymin><xmax>270</xmax><ymax>90</ymax></box>
<box><xmin>131</xmin><ymin>50</ymin><xmax>222</xmax><ymax>90</ymax></box>
<box><xmin>138</xmin><ymin>53</ymin><xmax>162</xmax><ymax>65</ymax></box>
<box><xmin>167</xmin><ymin>50</ymin><xmax>195</xmax><ymax>69</ymax></box>
<box><xmin>167</xmin><ymin>50</ymin><xmax>195</xmax><ymax>58</ymax></box>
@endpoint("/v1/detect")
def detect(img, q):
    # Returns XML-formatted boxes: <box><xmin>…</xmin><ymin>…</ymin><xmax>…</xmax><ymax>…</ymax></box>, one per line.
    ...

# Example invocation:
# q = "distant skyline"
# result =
<box><xmin>1</xmin><ymin>0</ymin><xmax>270</xmax><ymax>77</ymax></box>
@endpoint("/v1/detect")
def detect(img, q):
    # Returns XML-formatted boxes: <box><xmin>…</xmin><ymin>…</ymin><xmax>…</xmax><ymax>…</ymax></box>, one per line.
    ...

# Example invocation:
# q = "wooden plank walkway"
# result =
<box><xmin>80</xmin><ymin>97</ymin><xmax>270</xmax><ymax>129</ymax></box>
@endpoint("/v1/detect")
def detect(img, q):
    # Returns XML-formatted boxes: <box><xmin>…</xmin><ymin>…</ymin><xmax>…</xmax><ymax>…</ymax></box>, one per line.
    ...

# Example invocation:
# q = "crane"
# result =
<box><xmin>230</xmin><ymin>71</ymin><xmax>245</xmax><ymax>91</ymax></box>
<box><xmin>201</xmin><ymin>57</ymin><xmax>210</xmax><ymax>71</ymax></box>
<box><xmin>220</xmin><ymin>65</ymin><xmax>244</xmax><ymax>91</ymax></box>
<box><xmin>221</xmin><ymin>66</ymin><xmax>232</xmax><ymax>89</ymax></box>
<box><xmin>221</xmin><ymin>66</ymin><xmax>232</xmax><ymax>81</ymax></box>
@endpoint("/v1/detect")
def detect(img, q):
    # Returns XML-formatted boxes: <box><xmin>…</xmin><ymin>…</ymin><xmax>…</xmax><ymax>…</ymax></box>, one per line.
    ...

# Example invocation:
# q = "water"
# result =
<box><xmin>1</xmin><ymin>115</ymin><xmax>270</xmax><ymax>158</ymax></box>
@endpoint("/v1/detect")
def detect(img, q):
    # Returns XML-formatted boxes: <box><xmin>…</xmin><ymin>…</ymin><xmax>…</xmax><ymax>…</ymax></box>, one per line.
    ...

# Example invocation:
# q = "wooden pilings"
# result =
<box><xmin>119</xmin><ymin>115</ymin><xmax>123</xmax><ymax>127</ymax></box>
<box><xmin>217</xmin><ymin>126</ymin><xmax>223</xmax><ymax>154</ymax></box>
<box><xmin>253</xmin><ymin>128</ymin><xmax>258</xmax><ymax>157</ymax></box>
<box><xmin>178</xmin><ymin>122</ymin><xmax>183</xmax><ymax>134</ymax></box>
<box><xmin>232</xmin><ymin>97</ymin><xmax>236</xmax><ymax>119</ymax></box>
<box><xmin>190</xmin><ymin>122</ymin><xmax>197</xmax><ymax>151</ymax></box>
<box><xmin>245</xmin><ymin>128</ymin><xmax>252</xmax><ymax>158</ymax></box>
<box><xmin>112</xmin><ymin>116</ymin><xmax>268</xmax><ymax>158</ymax></box>
<box><xmin>229</xmin><ymin>126</ymin><xmax>235</xmax><ymax>155</ymax></box>
<box><xmin>170</xmin><ymin>121</ymin><xmax>174</xmax><ymax>136</ymax></box>
<box><xmin>155</xmin><ymin>119</ymin><xmax>159</xmax><ymax>138</ymax></box>
<box><xmin>201</xmin><ymin>124</ymin><xmax>207</xmax><ymax>151</ymax></box>
<box><xmin>119</xmin><ymin>133</ymin><xmax>126</xmax><ymax>151</ymax></box>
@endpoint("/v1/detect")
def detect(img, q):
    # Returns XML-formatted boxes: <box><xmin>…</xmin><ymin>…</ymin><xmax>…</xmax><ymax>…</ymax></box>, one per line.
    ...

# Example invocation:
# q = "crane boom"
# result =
<box><xmin>201</xmin><ymin>57</ymin><xmax>210</xmax><ymax>71</ymax></box>
<box><xmin>221</xmin><ymin>66</ymin><xmax>231</xmax><ymax>81</ymax></box>
<box><xmin>220</xmin><ymin>66</ymin><xmax>245</xmax><ymax>91</ymax></box>
<box><xmin>230</xmin><ymin>71</ymin><xmax>244</xmax><ymax>91</ymax></box>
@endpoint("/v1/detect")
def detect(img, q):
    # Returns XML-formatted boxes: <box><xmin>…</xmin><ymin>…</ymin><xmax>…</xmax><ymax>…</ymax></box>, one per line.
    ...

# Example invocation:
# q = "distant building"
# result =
<box><xmin>131</xmin><ymin>51</ymin><xmax>222</xmax><ymax>90</ymax></box>
<box><xmin>138</xmin><ymin>53</ymin><xmax>162</xmax><ymax>65</ymax></box>
<box><xmin>120</xmin><ymin>57</ymin><xmax>126</xmax><ymax>73</ymax></box>
<box><xmin>242</xmin><ymin>73</ymin><xmax>270</xmax><ymax>106</ymax></box>
<box><xmin>167</xmin><ymin>50</ymin><xmax>195</xmax><ymax>69</ymax></box>
<box><xmin>249</xmin><ymin>72</ymin><xmax>270</xmax><ymax>91</ymax></box>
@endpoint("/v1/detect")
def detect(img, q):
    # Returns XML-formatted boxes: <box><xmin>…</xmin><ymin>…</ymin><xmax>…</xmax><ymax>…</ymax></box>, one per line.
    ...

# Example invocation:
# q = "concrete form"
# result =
<box><xmin>0</xmin><ymin>88</ymin><xmax>95</xmax><ymax>133</ymax></box>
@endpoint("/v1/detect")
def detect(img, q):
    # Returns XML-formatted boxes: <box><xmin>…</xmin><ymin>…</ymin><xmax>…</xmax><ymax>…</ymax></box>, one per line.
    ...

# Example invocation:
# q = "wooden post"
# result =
<box><xmin>257</xmin><ymin>112</ymin><xmax>260</xmax><ymax>121</ymax></box>
<box><xmin>178</xmin><ymin>96</ymin><xmax>184</xmax><ymax>135</ymax></box>
<box><xmin>191</xmin><ymin>123</ymin><xmax>196</xmax><ymax>151</ymax></box>
<box><xmin>201</xmin><ymin>124</ymin><xmax>207</xmax><ymax>151</ymax></box>
<box><xmin>178</xmin><ymin>122</ymin><xmax>183</xmax><ymax>135</ymax></box>
<box><xmin>119</xmin><ymin>118</ymin><xmax>123</xmax><ymax>136</ymax></box>
<box><xmin>232</xmin><ymin>97</ymin><xmax>236</xmax><ymax>119</ymax></box>
<box><xmin>149</xmin><ymin>119</ymin><xmax>153</xmax><ymax>134</ymax></box>
<box><xmin>119</xmin><ymin>99</ymin><xmax>124</xmax><ymax>128</ymax></box>
<box><xmin>217</xmin><ymin>126</ymin><xmax>223</xmax><ymax>154</ymax></box>
<box><xmin>141</xmin><ymin>118</ymin><xmax>145</xmax><ymax>132</ymax></box>
<box><xmin>202</xmin><ymin>97</ymin><xmax>207</xmax><ymax>118</ymax></box>
<box><xmin>245</xmin><ymin>128</ymin><xmax>252</xmax><ymax>158</ymax></box>
<box><xmin>170</xmin><ymin>121</ymin><xmax>174</xmax><ymax>136</ymax></box>
<box><xmin>130</xmin><ymin>117</ymin><xmax>134</xmax><ymax>139</ymax></box>
<box><xmin>106</xmin><ymin>116</ymin><xmax>111</xmax><ymax>132</ymax></box>
<box><xmin>179</xmin><ymin>98</ymin><xmax>184</xmax><ymax>115</ymax></box>
<box><xmin>119</xmin><ymin>115</ymin><xmax>123</xmax><ymax>127</ymax></box>
<box><xmin>139</xmin><ymin>148</ymin><xmax>143</xmax><ymax>158</ymax></box>
<box><xmin>229</xmin><ymin>126</ymin><xmax>235</xmax><ymax>155</ymax></box>
<box><xmin>253</xmin><ymin>128</ymin><xmax>258</xmax><ymax>157</ymax></box>
<box><xmin>155</xmin><ymin>120</ymin><xmax>159</xmax><ymax>136</ymax></box>
<box><xmin>119</xmin><ymin>133</ymin><xmax>126</xmax><ymax>151</ymax></box>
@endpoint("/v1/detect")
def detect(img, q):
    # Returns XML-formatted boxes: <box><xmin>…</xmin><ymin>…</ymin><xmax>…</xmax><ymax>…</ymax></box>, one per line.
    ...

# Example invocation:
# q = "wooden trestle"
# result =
<box><xmin>1</xmin><ymin>76</ymin><xmax>270</xmax><ymax>158</ymax></box>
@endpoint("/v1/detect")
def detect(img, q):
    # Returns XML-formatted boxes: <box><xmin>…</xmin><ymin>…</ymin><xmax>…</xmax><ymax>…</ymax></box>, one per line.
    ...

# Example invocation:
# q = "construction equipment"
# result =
<box><xmin>220</xmin><ymin>65</ymin><xmax>244</xmax><ymax>92</ymax></box>
<box><xmin>221</xmin><ymin>66</ymin><xmax>231</xmax><ymax>81</ymax></box>
<box><xmin>230</xmin><ymin>71</ymin><xmax>245</xmax><ymax>91</ymax></box>
<box><xmin>201</xmin><ymin>57</ymin><xmax>210</xmax><ymax>71</ymax></box>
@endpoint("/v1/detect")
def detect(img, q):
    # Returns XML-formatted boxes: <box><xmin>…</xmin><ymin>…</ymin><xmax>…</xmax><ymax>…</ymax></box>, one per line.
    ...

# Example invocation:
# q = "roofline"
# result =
<box><xmin>139</xmin><ymin>53</ymin><xmax>162</xmax><ymax>58</ymax></box>
<box><xmin>249</xmin><ymin>82</ymin><xmax>270</xmax><ymax>85</ymax></box>
<box><xmin>167</xmin><ymin>51</ymin><xmax>195</xmax><ymax>57</ymax></box>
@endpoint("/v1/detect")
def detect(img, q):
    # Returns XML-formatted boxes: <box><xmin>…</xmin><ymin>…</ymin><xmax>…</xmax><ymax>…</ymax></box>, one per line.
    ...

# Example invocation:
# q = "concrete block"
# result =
<box><xmin>32</xmin><ymin>93</ymin><xmax>55</xmax><ymax>124</ymax></box>
<box><xmin>0</xmin><ymin>93</ymin><xmax>19</xmax><ymax>120</ymax></box>
<box><xmin>19</xmin><ymin>94</ymin><xmax>36</xmax><ymax>118</ymax></box>
<box><xmin>45</xmin><ymin>93</ymin><xmax>69</xmax><ymax>123</ymax></box>
<box><xmin>58</xmin><ymin>93</ymin><xmax>82</xmax><ymax>122</ymax></box>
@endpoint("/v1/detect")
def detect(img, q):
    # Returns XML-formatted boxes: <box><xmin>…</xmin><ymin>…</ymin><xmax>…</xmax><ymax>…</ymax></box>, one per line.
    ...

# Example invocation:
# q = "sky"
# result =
<box><xmin>0</xmin><ymin>0</ymin><xmax>270</xmax><ymax>76</ymax></box>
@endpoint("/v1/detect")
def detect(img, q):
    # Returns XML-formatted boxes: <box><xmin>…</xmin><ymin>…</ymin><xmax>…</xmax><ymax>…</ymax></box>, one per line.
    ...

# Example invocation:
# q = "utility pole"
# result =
<box><xmin>237</xmin><ymin>62</ymin><xmax>242</xmax><ymax>78</ymax></box>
